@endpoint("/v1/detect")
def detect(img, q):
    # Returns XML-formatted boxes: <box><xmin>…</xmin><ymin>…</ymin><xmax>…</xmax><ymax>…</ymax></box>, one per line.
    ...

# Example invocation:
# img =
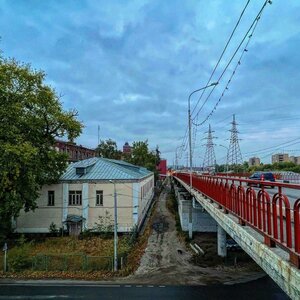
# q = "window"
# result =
<box><xmin>69</xmin><ymin>191</ymin><xmax>82</xmax><ymax>206</ymax></box>
<box><xmin>96</xmin><ymin>190</ymin><xmax>103</xmax><ymax>206</ymax></box>
<box><xmin>48</xmin><ymin>191</ymin><xmax>55</xmax><ymax>206</ymax></box>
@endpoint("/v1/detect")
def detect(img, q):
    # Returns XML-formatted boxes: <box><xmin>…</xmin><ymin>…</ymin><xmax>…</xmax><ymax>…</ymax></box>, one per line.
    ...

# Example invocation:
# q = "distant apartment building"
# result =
<box><xmin>272</xmin><ymin>153</ymin><xmax>289</xmax><ymax>164</ymax></box>
<box><xmin>55</xmin><ymin>140</ymin><xmax>95</xmax><ymax>163</ymax></box>
<box><xmin>248</xmin><ymin>157</ymin><xmax>260</xmax><ymax>167</ymax></box>
<box><xmin>289</xmin><ymin>156</ymin><xmax>300</xmax><ymax>165</ymax></box>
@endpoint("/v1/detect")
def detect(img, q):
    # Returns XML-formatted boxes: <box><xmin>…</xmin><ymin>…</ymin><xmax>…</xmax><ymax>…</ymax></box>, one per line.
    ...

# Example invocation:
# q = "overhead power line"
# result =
<box><xmin>177</xmin><ymin>0</ymin><xmax>252</xmax><ymax>161</ymax></box>
<box><xmin>191</xmin><ymin>0</ymin><xmax>251</xmax><ymax>116</ymax></box>
<box><xmin>193</xmin><ymin>17</ymin><xmax>260</xmax><ymax>127</ymax></box>
<box><xmin>243</xmin><ymin>138</ymin><xmax>300</xmax><ymax>155</ymax></box>
<box><xmin>192</xmin><ymin>0</ymin><xmax>272</xmax><ymax>124</ymax></box>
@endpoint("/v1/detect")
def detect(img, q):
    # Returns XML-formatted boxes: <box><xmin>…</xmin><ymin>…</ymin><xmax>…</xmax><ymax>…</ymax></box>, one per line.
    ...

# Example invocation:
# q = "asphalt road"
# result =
<box><xmin>0</xmin><ymin>276</ymin><xmax>289</xmax><ymax>300</ymax></box>
<box><xmin>242</xmin><ymin>183</ymin><xmax>300</xmax><ymax>206</ymax></box>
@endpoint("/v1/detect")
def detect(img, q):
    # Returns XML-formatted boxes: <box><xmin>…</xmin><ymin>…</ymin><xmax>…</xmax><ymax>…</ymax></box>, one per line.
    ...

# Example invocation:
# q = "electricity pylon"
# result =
<box><xmin>203</xmin><ymin>124</ymin><xmax>217</xmax><ymax>172</ymax></box>
<box><xmin>227</xmin><ymin>114</ymin><xmax>243</xmax><ymax>166</ymax></box>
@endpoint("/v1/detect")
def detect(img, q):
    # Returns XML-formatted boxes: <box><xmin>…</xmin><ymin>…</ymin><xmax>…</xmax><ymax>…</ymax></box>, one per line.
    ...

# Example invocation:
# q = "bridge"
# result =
<box><xmin>172</xmin><ymin>172</ymin><xmax>300</xmax><ymax>300</ymax></box>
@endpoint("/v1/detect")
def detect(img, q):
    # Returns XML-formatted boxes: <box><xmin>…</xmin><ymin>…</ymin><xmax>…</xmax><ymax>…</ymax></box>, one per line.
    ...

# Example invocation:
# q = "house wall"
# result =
<box><xmin>16</xmin><ymin>175</ymin><xmax>154</xmax><ymax>234</ymax></box>
<box><xmin>136</xmin><ymin>175</ymin><xmax>154</xmax><ymax>229</ymax></box>
<box><xmin>87</xmin><ymin>182</ymin><xmax>133</xmax><ymax>232</ymax></box>
<box><xmin>16</xmin><ymin>184</ymin><xmax>63</xmax><ymax>233</ymax></box>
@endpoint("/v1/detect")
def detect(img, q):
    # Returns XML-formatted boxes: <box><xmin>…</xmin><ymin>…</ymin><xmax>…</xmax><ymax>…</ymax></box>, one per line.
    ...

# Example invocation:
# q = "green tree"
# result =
<box><xmin>0</xmin><ymin>57</ymin><xmax>83</xmax><ymax>238</ymax></box>
<box><xmin>95</xmin><ymin>139</ymin><xmax>122</xmax><ymax>159</ymax></box>
<box><xmin>125</xmin><ymin>140</ymin><xmax>160</xmax><ymax>179</ymax></box>
<box><xmin>155</xmin><ymin>145</ymin><xmax>161</xmax><ymax>166</ymax></box>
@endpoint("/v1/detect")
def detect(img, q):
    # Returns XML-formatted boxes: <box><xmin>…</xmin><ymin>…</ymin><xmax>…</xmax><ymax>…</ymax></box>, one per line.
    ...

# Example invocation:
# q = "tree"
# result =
<box><xmin>125</xmin><ymin>140</ymin><xmax>160</xmax><ymax>179</ymax></box>
<box><xmin>155</xmin><ymin>145</ymin><xmax>161</xmax><ymax>166</ymax></box>
<box><xmin>0</xmin><ymin>57</ymin><xmax>83</xmax><ymax>237</ymax></box>
<box><xmin>95</xmin><ymin>139</ymin><xmax>122</xmax><ymax>159</ymax></box>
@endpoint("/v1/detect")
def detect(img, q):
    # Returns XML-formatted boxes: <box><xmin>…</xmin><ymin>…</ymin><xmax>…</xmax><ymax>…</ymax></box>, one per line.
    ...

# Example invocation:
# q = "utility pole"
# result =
<box><xmin>2</xmin><ymin>243</ymin><xmax>7</xmax><ymax>272</ymax></box>
<box><xmin>97</xmin><ymin>125</ymin><xmax>100</xmax><ymax>146</ymax></box>
<box><xmin>187</xmin><ymin>82</ymin><xmax>218</xmax><ymax>191</ymax></box>
<box><xmin>185</xmin><ymin>152</ymin><xmax>189</xmax><ymax>169</ymax></box>
<box><xmin>109</xmin><ymin>180</ymin><xmax>118</xmax><ymax>271</ymax></box>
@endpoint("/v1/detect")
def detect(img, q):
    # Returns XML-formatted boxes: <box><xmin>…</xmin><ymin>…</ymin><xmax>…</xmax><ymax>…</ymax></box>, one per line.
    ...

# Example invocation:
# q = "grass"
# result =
<box><xmin>0</xmin><ymin>195</ymin><xmax>160</xmax><ymax>279</ymax></box>
<box><xmin>0</xmin><ymin>235</ymin><xmax>133</xmax><ymax>278</ymax></box>
<box><xmin>0</xmin><ymin>183</ymin><xmax>164</xmax><ymax>279</ymax></box>
<box><xmin>166</xmin><ymin>187</ymin><xmax>190</xmax><ymax>244</ymax></box>
<box><xmin>118</xmin><ymin>196</ymin><xmax>159</xmax><ymax>276</ymax></box>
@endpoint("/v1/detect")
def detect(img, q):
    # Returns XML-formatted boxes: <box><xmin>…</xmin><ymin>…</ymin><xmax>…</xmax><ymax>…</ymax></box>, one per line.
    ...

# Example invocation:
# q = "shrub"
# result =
<box><xmin>93</xmin><ymin>211</ymin><xmax>114</xmax><ymax>238</ymax></box>
<box><xmin>8</xmin><ymin>242</ymin><xmax>32</xmax><ymax>272</ymax></box>
<box><xmin>49</xmin><ymin>222</ymin><xmax>59</xmax><ymax>236</ymax></box>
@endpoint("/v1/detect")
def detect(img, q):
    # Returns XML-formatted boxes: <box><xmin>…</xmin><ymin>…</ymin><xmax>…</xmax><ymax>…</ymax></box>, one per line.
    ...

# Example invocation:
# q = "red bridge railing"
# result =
<box><xmin>173</xmin><ymin>172</ymin><xmax>300</xmax><ymax>268</ymax></box>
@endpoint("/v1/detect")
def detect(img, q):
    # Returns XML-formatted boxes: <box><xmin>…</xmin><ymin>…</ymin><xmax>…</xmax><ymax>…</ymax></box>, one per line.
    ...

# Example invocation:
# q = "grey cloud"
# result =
<box><xmin>0</xmin><ymin>0</ymin><xmax>299</xmax><ymax>165</ymax></box>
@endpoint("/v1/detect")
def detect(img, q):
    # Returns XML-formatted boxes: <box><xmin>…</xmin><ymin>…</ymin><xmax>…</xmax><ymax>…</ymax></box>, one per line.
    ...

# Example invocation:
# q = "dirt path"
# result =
<box><xmin>123</xmin><ymin>179</ymin><xmax>265</xmax><ymax>285</ymax></box>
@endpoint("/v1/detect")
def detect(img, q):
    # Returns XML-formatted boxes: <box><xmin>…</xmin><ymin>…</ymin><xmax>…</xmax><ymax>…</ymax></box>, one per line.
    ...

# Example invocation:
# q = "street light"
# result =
<box><xmin>219</xmin><ymin>144</ymin><xmax>229</xmax><ymax>175</ymax></box>
<box><xmin>109</xmin><ymin>180</ymin><xmax>118</xmax><ymax>271</ymax></box>
<box><xmin>188</xmin><ymin>82</ymin><xmax>218</xmax><ymax>190</ymax></box>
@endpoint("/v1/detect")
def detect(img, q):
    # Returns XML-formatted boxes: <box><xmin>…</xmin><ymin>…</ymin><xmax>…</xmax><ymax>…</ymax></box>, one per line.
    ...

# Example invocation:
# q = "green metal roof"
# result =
<box><xmin>60</xmin><ymin>157</ymin><xmax>152</xmax><ymax>181</ymax></box>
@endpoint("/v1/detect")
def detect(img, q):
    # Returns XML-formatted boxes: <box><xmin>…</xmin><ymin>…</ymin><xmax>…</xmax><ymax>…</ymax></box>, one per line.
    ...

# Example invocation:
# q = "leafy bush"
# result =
<box><xmin>8</xmin><ymin>242</ymin><xmax>32</xmax><ymax>272</ymax></box>
<box><xmin>49</xmin><ymin>222</ymin><xmax>59</xmax><ymax>236</ymax></box>
<box><xmin>93</xmin><ymin>211</ymin><xmax>114</xmax><ymax>238</ymax></box>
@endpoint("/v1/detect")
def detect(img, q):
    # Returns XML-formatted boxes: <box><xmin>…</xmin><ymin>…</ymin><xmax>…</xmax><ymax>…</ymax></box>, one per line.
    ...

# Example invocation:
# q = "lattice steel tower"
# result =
<box><xmin>203</xmin><ymin>124</ymin><xmax>216</xmax><ymax>171</ymax></box>
<box><xmin>227</xmin><ymin>114</ymin><xmax>243</xmax><ymax>165</ymax></box>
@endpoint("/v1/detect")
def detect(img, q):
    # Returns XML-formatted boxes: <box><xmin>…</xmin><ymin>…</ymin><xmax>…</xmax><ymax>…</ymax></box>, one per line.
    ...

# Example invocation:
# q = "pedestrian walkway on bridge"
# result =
<box><xmin>173</xmin><ymin>172</ymin><xmax>300</xmax><ymax>300</ymax></box>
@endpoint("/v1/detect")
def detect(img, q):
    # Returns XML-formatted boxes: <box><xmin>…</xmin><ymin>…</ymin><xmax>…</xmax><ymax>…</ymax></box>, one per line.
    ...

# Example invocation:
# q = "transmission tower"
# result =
<box><xmin>202</xmin><ymin>124</ymin><xmax>217</xmax><ymax>171</ymax></box>
<box><xmin>227</xmin><ymin>114</ymin><xmax>243</xmax><ymax>166</ymax></box>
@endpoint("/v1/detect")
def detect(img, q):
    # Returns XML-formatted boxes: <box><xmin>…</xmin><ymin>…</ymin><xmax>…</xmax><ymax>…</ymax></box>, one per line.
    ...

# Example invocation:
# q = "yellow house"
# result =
<box><xmin>16</xmin><ymin>158</ymin><xmax>154</xmax><ymax>234</ymax></box>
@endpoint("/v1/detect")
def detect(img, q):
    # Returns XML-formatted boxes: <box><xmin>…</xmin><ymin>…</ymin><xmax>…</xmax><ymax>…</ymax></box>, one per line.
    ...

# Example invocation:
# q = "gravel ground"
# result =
<box><xmin>123</xmin><ymin>179</ymin><xmax>265</xmax><ymax>285</ymax></box>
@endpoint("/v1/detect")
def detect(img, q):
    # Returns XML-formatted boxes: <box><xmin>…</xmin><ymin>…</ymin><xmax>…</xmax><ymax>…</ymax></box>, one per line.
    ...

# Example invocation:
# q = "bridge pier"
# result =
<box><xmin>172</xmin><ymin>181</ymin><xmax>217</xmax><ymax>234</ymax></box>
<box><xmin>217</xmin><ymin>225</ymin><xmax>227</xmax><ymax>257</ymax></box>
<box><xmin>188</xmin><ymin>205</ymin><xmax>193</xmax><ymax>239</ymax></box>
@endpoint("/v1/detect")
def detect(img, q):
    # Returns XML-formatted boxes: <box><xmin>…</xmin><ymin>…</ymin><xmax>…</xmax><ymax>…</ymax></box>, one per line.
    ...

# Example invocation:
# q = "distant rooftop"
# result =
<box><xmin>60</xmin><ymin>157</ymin><xmax>152</xmax><ymax>181</ymax></box>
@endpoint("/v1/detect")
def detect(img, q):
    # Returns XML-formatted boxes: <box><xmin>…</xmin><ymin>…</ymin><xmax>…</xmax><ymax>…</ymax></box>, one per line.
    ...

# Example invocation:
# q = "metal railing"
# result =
<box><xmin>173</xmin><ymin>172</ymin><xmax>300</xmax><ymax>268</ymax></box>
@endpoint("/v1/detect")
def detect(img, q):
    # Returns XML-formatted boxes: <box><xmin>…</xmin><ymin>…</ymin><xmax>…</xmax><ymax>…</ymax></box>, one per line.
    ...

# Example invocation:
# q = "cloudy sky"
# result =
<box><xmin>1</xmin><ymin>0</ymin><xmax>300</xmax><ymax>166</ymax></box>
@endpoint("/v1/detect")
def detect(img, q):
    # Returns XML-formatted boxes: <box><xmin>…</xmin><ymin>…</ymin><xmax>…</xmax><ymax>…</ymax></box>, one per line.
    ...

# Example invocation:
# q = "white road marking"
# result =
<box><xmin>0</xmin><ymin>284</ymin><xmax>121</xmax><ymax>288</ymax></box>
<box><xmin>0</xmin><ymin>296</ymin><xmax>74</xmax><ymax>299</ymax></box>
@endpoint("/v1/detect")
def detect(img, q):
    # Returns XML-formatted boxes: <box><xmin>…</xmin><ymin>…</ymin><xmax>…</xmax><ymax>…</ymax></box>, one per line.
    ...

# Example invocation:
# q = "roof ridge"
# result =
<box><xmin>60</xmin><ymin>157</ymin><xmax>152</xmax><ymax>181</ymax></box>
<box><xmin>99</xmin><ymin>158</ymin><xmax>137</xmax><ymax>179</ymax></box>
<box><xmin>101</xmin><ymin>158</ymin><xmax>144</xmax><ymax>178</ymax></box>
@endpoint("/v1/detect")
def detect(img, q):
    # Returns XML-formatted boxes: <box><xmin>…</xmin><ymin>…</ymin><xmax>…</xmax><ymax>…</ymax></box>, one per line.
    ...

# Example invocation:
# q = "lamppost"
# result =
<box><xmin>219</xmin><ymin>144</ymin><xmax>229</xmax><ymax>175</ymax></box>
<box><xmin>109</xmin><ymin>180</ymin><xmax>118</xmax><ymax>271</ymax></box>
<box><xmin>188</xmin><ymin>82</ymin><xmax>218</xmax><ymax>190</ymax></box>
